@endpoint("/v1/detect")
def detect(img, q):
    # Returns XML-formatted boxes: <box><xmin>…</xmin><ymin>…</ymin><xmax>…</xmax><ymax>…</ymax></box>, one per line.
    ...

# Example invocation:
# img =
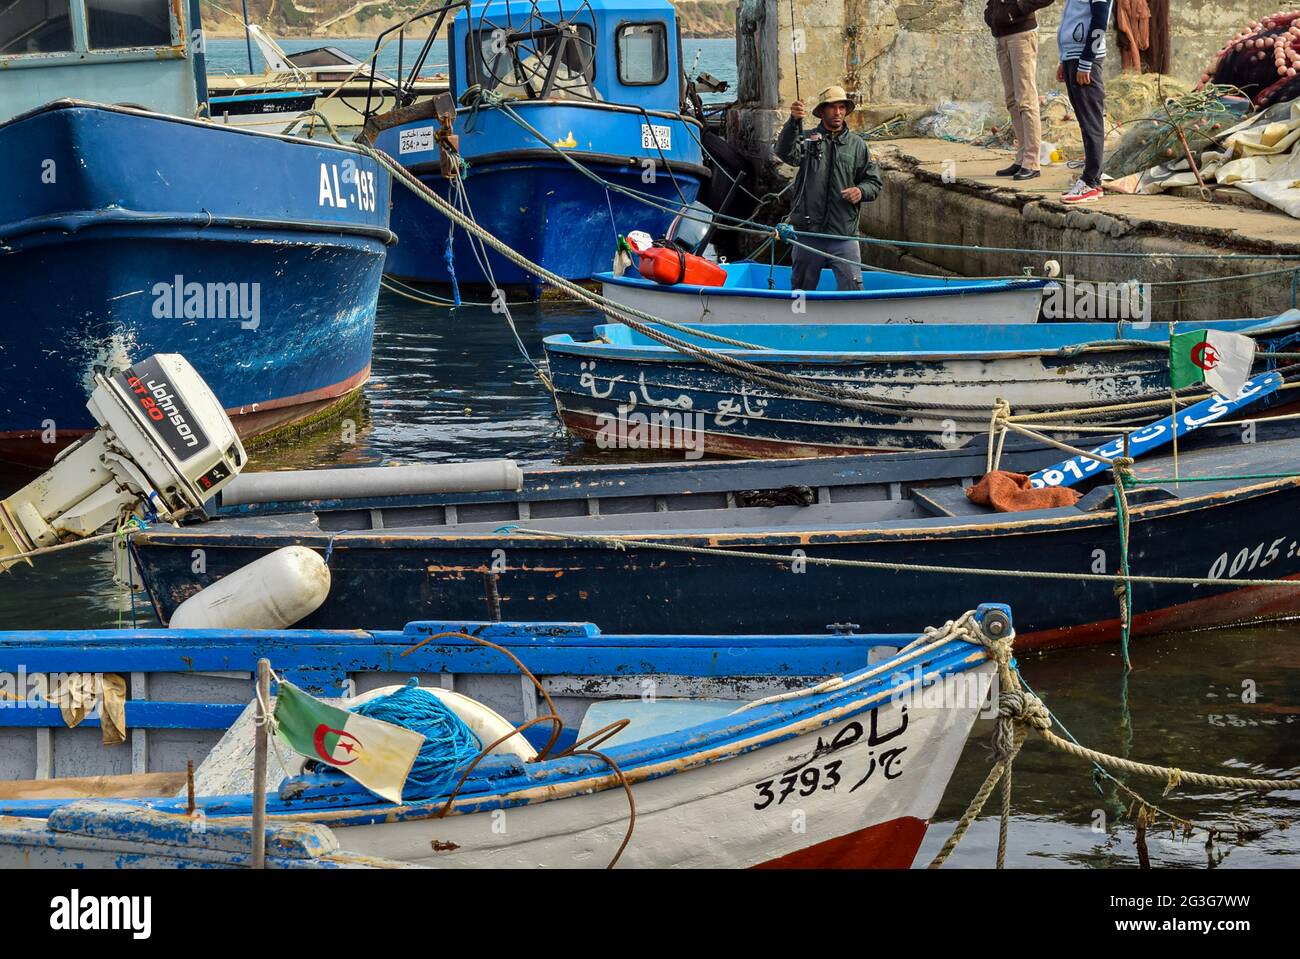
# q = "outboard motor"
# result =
<box><xmin>0</xmin><ymin>355</ymin><xmax>245</xmax><ymax>571</ymax></box>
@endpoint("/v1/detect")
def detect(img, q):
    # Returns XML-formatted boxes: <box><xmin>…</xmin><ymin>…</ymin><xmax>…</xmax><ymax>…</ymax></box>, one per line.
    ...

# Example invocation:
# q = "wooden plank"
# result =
<box><xmin>520</xmin><ymin>675</ymin><xmax>538</xmax><ymax>723</ymax></box>
<box><xmin>35</xmin><ymin>728</ymin><xmax>51</xmax><ymax>780</ymax></box>
<box><xmin>130</xmin><ymin>672</ymin><xmax>148</xmax><ymax>775</ymax></box>
<box><xmin>0</xmin><ymin>772</ymin><xmax>188</xmax><ymax>801</ymax></box>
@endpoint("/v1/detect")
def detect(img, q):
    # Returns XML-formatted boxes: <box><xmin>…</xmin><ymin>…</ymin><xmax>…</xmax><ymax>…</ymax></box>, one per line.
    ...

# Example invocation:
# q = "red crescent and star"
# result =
<box><xmin>1191</xmin><ymin>341</ymin><xmax>1220</xmax><ymax>371</ymax></box>
<box><xmin>313</xmin><ymin>724</ymin><xmax>362</xmax><ymax>766</ymax></box>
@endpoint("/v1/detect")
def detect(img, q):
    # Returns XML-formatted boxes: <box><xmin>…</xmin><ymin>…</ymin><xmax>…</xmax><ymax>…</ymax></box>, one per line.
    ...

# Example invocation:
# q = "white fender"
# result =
<box><xmin>348</xmin><ymin>685</ymin><xmax>538</xmax><ymax>762</ymax></box>
<box><xmin>169</xmin><ymin>546</ymin><xmax>330</xmax><ymax>629</ymax></box>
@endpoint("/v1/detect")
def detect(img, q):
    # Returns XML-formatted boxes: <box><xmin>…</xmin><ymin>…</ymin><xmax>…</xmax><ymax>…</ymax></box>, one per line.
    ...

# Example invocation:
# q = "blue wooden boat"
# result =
<box><xmin>0</xmin><ymin>608</ymin><xmax>1005</xmax><ymax>867</ymax></box>
<box><xmin>0</xmin><ymin>801</ymin><xmax>415</xmax><ymax>869</ymax></box>
<box><xmin>597</xmin><ymin>263</ymin><xmax>1051</xmax><ymax>325</ymax></box>
<box><xmin>124</xmin><ymin>427</ymin><xmax>1300</xmax><ymax>651</ymax></box>
<box><xmin>542</xmin><ymin>314</ymin><xmax>1300</xmax><ymax>457</ymax></box>
<box><xmin>0</xmin><ymin>0</ymin><xmax>393</xmax><ymax>467</ymax></box>
<box><xmin>366</xmin><ymin>0</ymin><xmax>707</xmax><ymax>294</ymax></box>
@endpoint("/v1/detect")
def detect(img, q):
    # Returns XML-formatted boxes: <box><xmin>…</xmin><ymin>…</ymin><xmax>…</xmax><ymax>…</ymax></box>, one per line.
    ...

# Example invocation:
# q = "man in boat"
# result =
<box><xmin>774</xmin><ymin>85</ymin><xmax>883</xmax><ymax>292</ymax></box>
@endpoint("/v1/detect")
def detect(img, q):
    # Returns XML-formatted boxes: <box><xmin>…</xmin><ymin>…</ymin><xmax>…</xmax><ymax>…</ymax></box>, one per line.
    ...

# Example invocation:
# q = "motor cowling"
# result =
<box><xmin>0</xmin><ymin>354</ymin><xmax>245</xmax><ymax>570</ymax></box>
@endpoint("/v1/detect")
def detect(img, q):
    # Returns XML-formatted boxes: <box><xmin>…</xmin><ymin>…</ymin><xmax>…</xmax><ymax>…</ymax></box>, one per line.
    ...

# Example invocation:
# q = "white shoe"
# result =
<box><xmin>1061</xmin><ymin>177</ymin><xmax>1088</xmax><ymax>197</ymax></box>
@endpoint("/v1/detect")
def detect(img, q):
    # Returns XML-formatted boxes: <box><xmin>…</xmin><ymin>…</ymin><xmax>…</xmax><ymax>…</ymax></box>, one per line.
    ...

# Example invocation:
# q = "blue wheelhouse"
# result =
<box><xmin>371</xmin><ymin>0</ymin><xmax>706</xmax><ymax>296</ymax></box>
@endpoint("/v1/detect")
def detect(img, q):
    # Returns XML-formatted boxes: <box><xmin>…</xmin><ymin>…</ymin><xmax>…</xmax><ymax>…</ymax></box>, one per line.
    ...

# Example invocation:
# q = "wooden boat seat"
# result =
<box><xmin>909</xmin><ymin>485</ymin><xmax>994</xmax><ymax>518</ymax></box>
<box><xmin>0</xmin><ymin>772</ymin><xmax>188</xmax><ymax>801</ymax></box>
<box><xmin>576</xmin><ymin>699</ymin><xmax>747</xmax><ymax>750</ymax></box>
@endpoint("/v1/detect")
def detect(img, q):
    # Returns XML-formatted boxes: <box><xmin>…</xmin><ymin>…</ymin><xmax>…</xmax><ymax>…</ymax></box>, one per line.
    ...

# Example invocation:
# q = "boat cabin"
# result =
<box><xmin>0</xmin><ymin>0</ymin><xmax>206</xmax><ymax>122</ymax></box>
<box><xmin>451</xmin><ymin>0</ymin><xmax>683</xmax><ymax>113</ymax></box>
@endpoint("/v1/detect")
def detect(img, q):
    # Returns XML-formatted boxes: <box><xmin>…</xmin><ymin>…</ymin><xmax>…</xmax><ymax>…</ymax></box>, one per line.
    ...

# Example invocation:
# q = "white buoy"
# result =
<box><xmin>169</xmin><ymin>546</ymin><xmax>330</xmax><ymax>629</ymax></box>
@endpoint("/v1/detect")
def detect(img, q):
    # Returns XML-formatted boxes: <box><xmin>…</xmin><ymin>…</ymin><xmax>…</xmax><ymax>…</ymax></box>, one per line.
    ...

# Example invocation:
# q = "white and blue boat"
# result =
<box><xmin>0</xmin><ymin>0</ymin><xmax>393</xmax><ymax>467</ymax></box>
<box><xmin>542</xmin><ymin>313</ymin><xmax>1300</xmax><ymax>456</ymax></box>
<box><xmin>367</xmin><ymin>0</ymin><xmax>708</xmax><ymax>295</ymax></box>
<box><xmin>0</xmin><ymin>608</ymin><xmax>1005</xmax><ymax>868</ymax></box>
<box><xmin>598</xmin><ymin>262</ymin><xmax>1052</xmax><ymax>325</ymax></box>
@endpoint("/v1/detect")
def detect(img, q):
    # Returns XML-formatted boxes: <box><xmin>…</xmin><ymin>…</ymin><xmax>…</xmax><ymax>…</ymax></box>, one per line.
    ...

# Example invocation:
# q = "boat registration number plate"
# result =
<box><xmin>399</xmin><ymin>126</ymin><xmax>436</xmax><ymax>154</ymax></box>
<box><xmin>641</xmin><ymin>124</ymin><xmax>671</xmax><ymax>150</ymax></box>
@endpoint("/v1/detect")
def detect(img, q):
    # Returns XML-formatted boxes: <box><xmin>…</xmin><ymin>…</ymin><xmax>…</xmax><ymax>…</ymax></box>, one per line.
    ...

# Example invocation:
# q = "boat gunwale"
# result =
<box><xmin>132</xmin><ymin>470</ymin><xmax>1300</xmax><ymax>548</ymax></box>
<box><xmin>596</xmin><ymin>272</ymin><xmax>1050</xmax><ymax>300</ymax></box>
<box><xmin>139</xmin><ymin>642</ymin><xmax>993</xmax><ymax>827</ymax></box>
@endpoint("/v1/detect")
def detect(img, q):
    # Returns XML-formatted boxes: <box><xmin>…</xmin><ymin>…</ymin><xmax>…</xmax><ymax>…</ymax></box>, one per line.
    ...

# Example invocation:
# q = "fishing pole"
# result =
<box><xmin>789</xmin><ymin>0</ymin><xmax>801</xmax><ymax>102</ymax></box>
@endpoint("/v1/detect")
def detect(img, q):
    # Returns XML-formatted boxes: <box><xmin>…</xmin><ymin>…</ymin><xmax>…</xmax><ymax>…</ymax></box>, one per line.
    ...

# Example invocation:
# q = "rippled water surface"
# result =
<box><xmin>1</xmin><ymin>293</ymin><xmax>1297</xmax><ymax>869</ymax></box>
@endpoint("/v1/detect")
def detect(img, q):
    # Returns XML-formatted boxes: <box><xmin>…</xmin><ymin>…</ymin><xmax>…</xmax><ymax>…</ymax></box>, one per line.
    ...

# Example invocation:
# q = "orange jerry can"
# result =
<box><xmin>635</xmin><ymin>244</ymin><xmax>727</xmax><ymax>287</ymax></box>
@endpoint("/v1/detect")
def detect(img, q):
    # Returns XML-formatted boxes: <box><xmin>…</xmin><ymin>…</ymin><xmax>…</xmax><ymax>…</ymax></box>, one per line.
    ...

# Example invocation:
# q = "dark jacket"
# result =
<box><xmin>984</xmin><ymin>0</ymin><xmax>1056</xmax><ymax>37</ymax></box>
<box><xmin>773</xmin><ymin>117</ymin><xmax>882</xmax><ymax>236</ymax></box>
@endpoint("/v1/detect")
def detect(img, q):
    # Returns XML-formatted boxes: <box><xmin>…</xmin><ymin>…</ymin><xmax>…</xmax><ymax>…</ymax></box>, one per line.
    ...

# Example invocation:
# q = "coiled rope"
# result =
<box><xmin>348</xmin><ymin>678</ymin><xmax>483</xmax><ymax>800</ymax></box>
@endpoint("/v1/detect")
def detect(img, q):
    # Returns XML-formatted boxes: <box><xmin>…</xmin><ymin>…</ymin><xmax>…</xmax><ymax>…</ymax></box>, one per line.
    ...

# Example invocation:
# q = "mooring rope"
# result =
<box><xmin>925</xmin><ymin>615</ymin><xmax>1300</xmax><ymax>869</ymax></box>
<box><xmin>495</xmin><ymin>524</ymin><xmax>1300</xmax><ymax>590</ymax></box>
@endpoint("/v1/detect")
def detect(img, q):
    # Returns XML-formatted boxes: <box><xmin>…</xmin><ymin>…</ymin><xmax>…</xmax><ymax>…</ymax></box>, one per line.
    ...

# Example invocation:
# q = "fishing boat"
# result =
<box><xmin>542</xmin><ymin>314</ymin><xmax>1300</xmax><ymax>457</ymax></box>
<box><xmin>124</xmin><ymin>426</ymin><xmax>1300</xmax><ymax>650</ymax></box>
<box><xmin>0</xmin><ymin>802</ymin><xmax>414</xmax><ymax>869</ymax></box>
<box><xmin>597</xmin><ymin>263</ymin><xmax>1051</xmax><ymax>325</ymax></box>
<box><xmin>0</xmin><ymin>607</ymin><xmax>1004</xmax><ymax>868</ymax></box>
<box><xmin>363</xmin><ymin>0</ymin><xmax>709</xmax><ymax>294</ymax></box>
<box><xmin>0</xmin><ymin>0</ymin><xmax>393</xmax><ymax>468</ymax></box>
<box><xmin>208</xmin><ymin>24</ymin><xmax>451</xmax><ymax>131</ymax></box>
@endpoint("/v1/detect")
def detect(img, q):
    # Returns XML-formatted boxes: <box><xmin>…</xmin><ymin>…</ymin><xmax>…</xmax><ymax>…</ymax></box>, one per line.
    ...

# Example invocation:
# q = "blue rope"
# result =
<box><xmin>350</xmin><ymin>679</ymin><xmax>483</xmax><ymax>800</ymax></box>
<box><xmin>444</xmin><ymin>225</ymin><xmax>462</xmax><ymax>307</ymax></box>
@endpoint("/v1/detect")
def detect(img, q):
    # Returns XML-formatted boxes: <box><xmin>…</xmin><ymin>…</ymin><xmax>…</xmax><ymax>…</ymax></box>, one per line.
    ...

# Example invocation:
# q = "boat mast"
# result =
<box><xmin>242</xmin><ymin>0</ymin><xmax>256</xmax><ymax>73</ymax></box>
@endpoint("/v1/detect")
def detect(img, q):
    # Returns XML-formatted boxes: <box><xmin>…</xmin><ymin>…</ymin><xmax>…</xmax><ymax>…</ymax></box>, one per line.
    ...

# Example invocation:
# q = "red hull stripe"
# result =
<box><xmin>753</xmin><ymin>816</ymin><xmax>929</xmax><ymax>869</ymax></box>
<box><xmin>0</xmin><ymin>366</ymin><xmax>370</xmax><ymax>468</ymax></box>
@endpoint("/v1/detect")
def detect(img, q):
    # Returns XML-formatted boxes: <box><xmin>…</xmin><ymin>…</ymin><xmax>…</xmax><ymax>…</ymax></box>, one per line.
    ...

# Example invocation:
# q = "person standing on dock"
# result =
<box><xmin>774</xmin><ymin>85</ymin><xmax>883</xmax><ymax>292</ymax></box>
<box><xmin>985</xmin><ymin>0</ymin><xmax>1056</xmax><ymax>181</ymax></box>
<box><xmin>1058</xmin><ymin>0</ymin><xmax>1115</xmax><ymax>203</ymax></box>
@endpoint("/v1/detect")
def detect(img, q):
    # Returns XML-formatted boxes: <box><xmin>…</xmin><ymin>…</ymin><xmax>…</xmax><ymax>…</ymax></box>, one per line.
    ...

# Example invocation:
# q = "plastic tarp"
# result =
<box><xmin>1108</xmin><ymin>100</ymin><xmax>1300</xmax><ymax>217</ymax></box>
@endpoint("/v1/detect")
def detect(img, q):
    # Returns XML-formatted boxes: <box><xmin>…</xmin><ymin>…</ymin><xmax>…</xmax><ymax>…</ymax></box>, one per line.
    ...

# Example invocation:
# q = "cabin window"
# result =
<box><xmin>616</xmin><ymin>22</ymin><xmax>667</xmax><ymax>86</ymax></box>
<box><xmin>467</xmin><ymin>23</ymin><xmax>595</xmax><ymax>90</ymax></box>
<box><xmin>0</xmin><ymin>0</ymin><xmax>75</xmax><ymax>55</ymax></box>
<box><xmin>86</xmin><ymin>0</ymin><xmax>173</xmax><ymax>50</ymax></box>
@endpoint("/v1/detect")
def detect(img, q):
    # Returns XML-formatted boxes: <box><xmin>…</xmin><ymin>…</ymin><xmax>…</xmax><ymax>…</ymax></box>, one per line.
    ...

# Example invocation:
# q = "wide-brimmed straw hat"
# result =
<box><xmin>812</xmin><ymin>85</ymin><xmax>855</xmax><ymax>118</ymax></box>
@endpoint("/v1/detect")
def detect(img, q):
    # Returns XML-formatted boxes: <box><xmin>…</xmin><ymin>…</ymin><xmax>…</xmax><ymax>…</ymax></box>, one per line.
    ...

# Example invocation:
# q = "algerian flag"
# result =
<box><xmin>273</xmin><ymin>681</ymin><xmax>422</xmax><ymax>804</ymax></box>
<box><xmin>1169</xmin><ymin>329</ymin><xmax>1256</xmax><ymax>399</ymax></box>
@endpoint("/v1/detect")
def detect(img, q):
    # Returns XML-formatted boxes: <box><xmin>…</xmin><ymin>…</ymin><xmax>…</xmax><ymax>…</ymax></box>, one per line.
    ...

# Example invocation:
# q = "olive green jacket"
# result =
<box><xmin>774</xmin><ymin>117</ymin><xmax>883</xmax><ymax>236</ymax></box>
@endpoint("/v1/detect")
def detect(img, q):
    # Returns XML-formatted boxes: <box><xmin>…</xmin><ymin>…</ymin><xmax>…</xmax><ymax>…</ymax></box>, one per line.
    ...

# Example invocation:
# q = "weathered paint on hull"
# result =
<box><xmin>0</xmin><ymin>101</ymin><xmax>392</xmax><ymax>468</ymax></box>
<box><xmin>130</xmin><ymin>479</ymin><xmax>1300</xmax><ymax>651</ymax></box>
<box><xmin>318</xmin><ymin>696</ymin><xmax>981</xmax><ymax>869</ymax></box>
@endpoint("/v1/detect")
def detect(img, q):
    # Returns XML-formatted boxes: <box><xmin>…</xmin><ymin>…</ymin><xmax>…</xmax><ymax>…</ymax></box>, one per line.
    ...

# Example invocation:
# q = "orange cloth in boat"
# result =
<box><xmin>966</xmin><ymin>470</ymin><xmax>1082</xmax><ymax>513</ymax></box>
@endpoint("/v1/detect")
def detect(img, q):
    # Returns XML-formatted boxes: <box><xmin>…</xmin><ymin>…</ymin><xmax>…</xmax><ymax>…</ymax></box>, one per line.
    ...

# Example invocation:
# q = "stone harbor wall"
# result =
<box><xmin>730</xmin><ymin>0</ymin><xmax>1287</xmax><ymax>183</ymax></box>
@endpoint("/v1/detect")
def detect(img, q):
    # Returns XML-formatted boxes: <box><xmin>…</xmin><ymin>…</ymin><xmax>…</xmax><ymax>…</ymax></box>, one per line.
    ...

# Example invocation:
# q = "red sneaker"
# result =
<box><xmin>1062</xmin><ymin>183</ymin><xmax>1103</xmax><ymax>203</ymax></box>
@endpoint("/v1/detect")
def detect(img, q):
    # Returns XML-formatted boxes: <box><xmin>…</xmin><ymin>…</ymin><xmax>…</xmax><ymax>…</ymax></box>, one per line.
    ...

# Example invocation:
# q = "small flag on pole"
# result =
<box><xmin>1169</xmin><ymin>329</ymin><xmax>1256</xmax><ymax>399</ymax></box>
<box><xmin>273</xmin><ymin>680</ymin><xmax>422</xmax><ymax>804</ymax></box>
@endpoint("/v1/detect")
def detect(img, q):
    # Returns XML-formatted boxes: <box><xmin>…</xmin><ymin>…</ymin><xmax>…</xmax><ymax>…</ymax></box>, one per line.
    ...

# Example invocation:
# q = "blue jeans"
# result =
<box><xmin>791</xmin><ymin>237</ymin><xmax>864</xmax><ymax>292</ymax></box>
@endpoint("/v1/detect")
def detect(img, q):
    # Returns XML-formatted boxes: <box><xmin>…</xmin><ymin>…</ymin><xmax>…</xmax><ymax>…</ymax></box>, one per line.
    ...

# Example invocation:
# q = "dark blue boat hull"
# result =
<box><xmin>129</xmin><ymin>468</ymin><xmax>1300</xmax><ymax>652</ymax></box>
<box><xmin>0</xmin><ymin>102</ymin><xmax>393</xmax><ymax>466</ymax></box>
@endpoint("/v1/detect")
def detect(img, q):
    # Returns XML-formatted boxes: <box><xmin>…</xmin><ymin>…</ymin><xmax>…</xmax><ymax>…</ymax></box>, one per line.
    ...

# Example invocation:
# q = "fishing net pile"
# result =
<box><xmin>1102</xmin><ymin>85</ymin><xmax>1252</xmax><ymax>180</ymax></box>
<box><xmin>1101</xmin><ymin>11</ymin><xmax>1300</xmax><ymax>217</ymax></box>
<box><xmin>1199</xmin><ymin>10</ymin><xmax>1300</xmax><ymax>109</ymax></box>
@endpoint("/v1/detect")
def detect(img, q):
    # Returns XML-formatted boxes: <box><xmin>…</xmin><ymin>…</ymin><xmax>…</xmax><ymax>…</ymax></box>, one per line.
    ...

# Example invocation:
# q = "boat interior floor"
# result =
<box><xmin>202</xmin><ymin>436</ymin><xmax>1300</xmax><ymax>539</ymax></box>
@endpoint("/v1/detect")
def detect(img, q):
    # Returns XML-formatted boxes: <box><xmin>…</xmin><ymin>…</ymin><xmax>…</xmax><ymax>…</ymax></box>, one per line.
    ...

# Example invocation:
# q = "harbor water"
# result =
<box><xmin>2</xmin><ymin>294</ymin><xmax>1296</xmax><ymax>869</ymax></box>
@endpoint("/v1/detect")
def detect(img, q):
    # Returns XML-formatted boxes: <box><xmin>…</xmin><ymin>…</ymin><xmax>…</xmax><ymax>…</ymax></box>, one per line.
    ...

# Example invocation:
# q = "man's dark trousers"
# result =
<box><xmin>1063</xmin><ymin>58</ymin><xmax>1105</xmax><ymax>187</ymax></box>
